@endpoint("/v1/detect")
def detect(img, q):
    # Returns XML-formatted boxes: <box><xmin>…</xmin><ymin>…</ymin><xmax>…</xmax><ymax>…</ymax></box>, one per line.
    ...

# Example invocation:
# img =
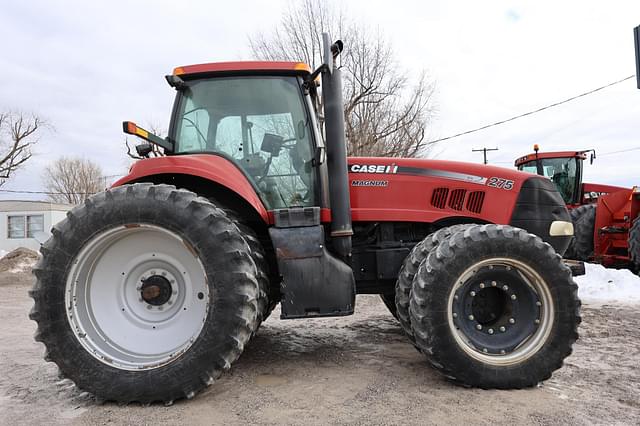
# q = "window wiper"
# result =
<box><xmin>182</xmin><ymin>116</ymin><xmax>208</xmax><ymax>147</ymax></box>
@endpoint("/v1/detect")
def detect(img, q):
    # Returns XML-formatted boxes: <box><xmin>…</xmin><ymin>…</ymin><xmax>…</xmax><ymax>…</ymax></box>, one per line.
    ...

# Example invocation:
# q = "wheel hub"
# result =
<box><xmin>140</xmin><ymin>275</ymin><xmax>173</xmax><ymax>306</ymax></box>
<box><xmin>450</xmin><ymin>262</ymin><xmax>549</xmax><ymax>361</ymax></box>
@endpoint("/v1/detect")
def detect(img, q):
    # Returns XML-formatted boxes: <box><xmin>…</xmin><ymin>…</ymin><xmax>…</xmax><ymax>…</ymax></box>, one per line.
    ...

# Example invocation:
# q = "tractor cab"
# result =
<box><xmin>514</xmin><ymin>146</ymin><xmax>590</xmax><ymax>206</ymax></box>
<box><xmin>168</xmin><ymin>64</ymin><xmax>321</xmax><ymax>211</ymax></box>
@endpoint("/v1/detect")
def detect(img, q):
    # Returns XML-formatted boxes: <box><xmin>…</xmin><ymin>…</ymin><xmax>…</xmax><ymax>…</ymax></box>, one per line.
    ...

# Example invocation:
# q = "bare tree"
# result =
<box><xmin>0</xmin><ymin>111</ymin><xmax>42</xmax><ymax>186</ymax></box>
<box><xmin>249</xmin><ymin>0</ymin><xmax>436</xmax><ymax>157</ymax></box>
<box><xmin>43</xmin><ymin>157</ymin><xmax>104</xmax><ymax>204</ymax></box>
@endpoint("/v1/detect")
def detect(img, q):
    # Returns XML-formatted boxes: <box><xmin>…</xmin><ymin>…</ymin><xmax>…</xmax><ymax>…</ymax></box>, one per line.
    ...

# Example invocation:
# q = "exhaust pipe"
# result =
<box><xmin>321</xmin><ymin>33</ymin><xmax>352</xmax><ymax>260</ymax></box>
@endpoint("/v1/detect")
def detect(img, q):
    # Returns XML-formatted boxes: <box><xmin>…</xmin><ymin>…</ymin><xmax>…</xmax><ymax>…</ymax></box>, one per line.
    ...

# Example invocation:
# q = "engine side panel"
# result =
<box><xmin>347</xmin><ymin>157</ymin><xmax>528</xmax><ymax>224</ymax></box>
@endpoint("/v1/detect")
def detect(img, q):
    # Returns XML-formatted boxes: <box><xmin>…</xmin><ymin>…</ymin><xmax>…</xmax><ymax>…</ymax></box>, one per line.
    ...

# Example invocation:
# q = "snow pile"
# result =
<box><xmin>575</xmin><ymin>263</ymin><xmax>640</xmax><ymax>303</ymax></box>
<box><xmin>0</xmin><ymin>248</ymin><xmax>39</xmax><ymax>274</ymax></box>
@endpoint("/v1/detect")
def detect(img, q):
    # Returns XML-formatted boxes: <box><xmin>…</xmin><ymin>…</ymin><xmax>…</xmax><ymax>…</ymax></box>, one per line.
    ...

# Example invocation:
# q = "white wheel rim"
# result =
<box><xmin>65</xmin><ymin>224</ymin><xmax>209</xmax><ymax>371</ymax></box>
<box><xmin>447</xmin><ymin>257</ymin><xmax>554</xmax><ymax>366</ymax></box>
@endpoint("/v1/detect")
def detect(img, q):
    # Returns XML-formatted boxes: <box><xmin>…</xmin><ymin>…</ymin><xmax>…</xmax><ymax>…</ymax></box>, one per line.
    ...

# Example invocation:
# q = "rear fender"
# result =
<box><xmin>113</xmin><ymin>155</ymin><xmax>269</xmax><ymax>224</ymax></box>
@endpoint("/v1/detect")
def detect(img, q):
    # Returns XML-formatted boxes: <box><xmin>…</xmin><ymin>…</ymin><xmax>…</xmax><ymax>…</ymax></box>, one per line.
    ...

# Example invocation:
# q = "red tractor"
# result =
<box><xmin>515</xmin><ymin>146</ymin><xmax>640</xmax><ymax>271</ymax></box>
<box><xmin>30</xmin><ymin>35</ymin><xmax>580</xmax><ymax>404</ymax></box>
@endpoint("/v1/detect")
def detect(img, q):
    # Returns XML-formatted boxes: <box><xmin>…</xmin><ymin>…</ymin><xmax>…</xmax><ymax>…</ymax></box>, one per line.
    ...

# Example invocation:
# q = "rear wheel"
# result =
<box><xmin>29</xmin><ymin>184</ymin><xmax>261</xmax><ymax>403</ymax></box>
<box><xmin>410</xmin><ymin>224</ymin><xmax>580</xmax><ymax>388</ymax></box>
<box><xmin>565</xmin><ymin>204</ymin><xmax>596</xmax><ymax>261</ymax></box>
<box><xmin>630</xmin><ymin>218</ymin><xmax>640</xmax><ymax>273</ymax></box>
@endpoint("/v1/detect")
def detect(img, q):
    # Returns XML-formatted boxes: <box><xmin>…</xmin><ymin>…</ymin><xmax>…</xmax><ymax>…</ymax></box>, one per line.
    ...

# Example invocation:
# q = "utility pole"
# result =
<box><xmin>472</xmin><ymin>147</ymin><xmax>499</xmax><ymax>164</ymax></box>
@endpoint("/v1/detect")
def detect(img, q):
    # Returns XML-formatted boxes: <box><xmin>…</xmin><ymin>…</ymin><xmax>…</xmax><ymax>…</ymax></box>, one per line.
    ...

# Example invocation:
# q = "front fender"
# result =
<box><xmin>113</xmin><ymin>154</ymin><xmax>269</xmax><ymax>223</ymax></box>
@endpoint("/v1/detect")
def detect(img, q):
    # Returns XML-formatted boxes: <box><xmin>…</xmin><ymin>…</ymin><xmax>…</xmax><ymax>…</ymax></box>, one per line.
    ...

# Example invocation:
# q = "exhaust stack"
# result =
<box><xmin>320</xmin><ymin>33</ymin><xmax>352</xmax><ymax>260</ymax></box>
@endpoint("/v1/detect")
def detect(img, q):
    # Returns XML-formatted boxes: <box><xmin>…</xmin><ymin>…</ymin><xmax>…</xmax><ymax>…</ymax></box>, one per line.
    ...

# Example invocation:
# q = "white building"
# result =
<box><xmin>0</xmin><ymin>200</ymin><xmax>72</xmax><ymax>252</ymax></box>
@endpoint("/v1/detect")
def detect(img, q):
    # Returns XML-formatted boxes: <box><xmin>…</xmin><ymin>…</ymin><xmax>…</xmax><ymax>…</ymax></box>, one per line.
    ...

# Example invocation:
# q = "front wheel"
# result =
<box><xmin>29</xmin><ymin>184</ymin><xmax>262</xmax><ymax>403</ymax></box>
<box><xmin>565</xmin><ymin>204</ymin><xmax>596</xmax><ymax>261</ymax></box>
<box><xmin>410</xmin><ymin>224</ymin><xmax>580</xmax><ymax>389</ymax></box>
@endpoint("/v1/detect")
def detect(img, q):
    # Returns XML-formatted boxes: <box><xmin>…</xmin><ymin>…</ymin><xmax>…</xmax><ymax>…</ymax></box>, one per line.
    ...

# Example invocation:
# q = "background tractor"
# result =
<box><xmin>30</xmin><ymin>35</ymin><xmax>580</xmax><ymax>404</ymax></box>
<box><xmin>515</xmin><ymin>146</ymin><xmax>640</xmax><ymax>271</ymax></box>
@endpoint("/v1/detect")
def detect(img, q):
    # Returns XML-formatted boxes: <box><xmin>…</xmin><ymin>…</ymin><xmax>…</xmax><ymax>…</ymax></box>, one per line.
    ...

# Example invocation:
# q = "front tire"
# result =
<box><xmin>395</xmin><ymin>225</ymin><xmax>472</xmax><ymax>341</ymax></box>
<box><xmin>565</xmin><ymin>204</ymin><xmax>596</xmax><ymax>261</ymax></box>
<box><xmin>410</xmin><ymin>224</ymin><xmax>580</xmax><ymax>389</ymax></box>
<box><xmin>29</xmin><ymin>184</ymin><xmax>261</xmax><ymax>403</ymax></box>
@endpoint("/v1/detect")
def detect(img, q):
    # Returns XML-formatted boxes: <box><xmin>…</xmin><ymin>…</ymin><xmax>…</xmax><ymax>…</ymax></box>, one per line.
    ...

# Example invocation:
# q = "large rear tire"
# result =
<box><xmin>565</xmin><ymin>204</ymin><xmax>596</xmax><ymax>261</ymax></box>
<box><xmin>395</xmin><ymin>224</ymin><xmax>473</xmax><ymax>341</ymax></box>
<box><xmin>630</xmin><ymin>217</ymin><xmax>640</xmax><ymax>274</ymax></box>
<box><xmin>29</xmin><ymin>183</ymin><xmax>262</xmax><ymax>403</ymax></box>
<box><xmin>410</xmin><ymin>224</ymin><xmax>580</xmax><ymax>389</ymax></box>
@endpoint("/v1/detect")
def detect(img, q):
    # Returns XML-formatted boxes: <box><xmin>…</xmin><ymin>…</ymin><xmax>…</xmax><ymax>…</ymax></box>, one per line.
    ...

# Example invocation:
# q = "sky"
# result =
<box><xmin>1</xmin><ymin>0</ymin><xmax>639</xmax><ymax>200</ymax></box>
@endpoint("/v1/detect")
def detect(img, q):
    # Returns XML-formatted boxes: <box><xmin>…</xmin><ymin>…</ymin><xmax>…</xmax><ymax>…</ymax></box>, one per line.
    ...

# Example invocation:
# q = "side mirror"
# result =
<box><xmin>135</xmin><ymin>142</ymin><xmax>153</xmax><ymax>158</ymax></box>
<box><xmin>260</xmin><ymin>133</ymin><xmax>284</xmax><ymax>157</ymax></box>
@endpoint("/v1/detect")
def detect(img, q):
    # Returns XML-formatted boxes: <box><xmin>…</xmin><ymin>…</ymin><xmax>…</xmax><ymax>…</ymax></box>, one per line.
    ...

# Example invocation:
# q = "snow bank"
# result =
<box><xmin>575</xmin><ymin>263</ymin><xmax>640</xmax><ymax>304</ymax></box>
<box><xmin>0</xmin><ymin>248</ymin><xmax>39</xmax><ymax>274</ymax></box>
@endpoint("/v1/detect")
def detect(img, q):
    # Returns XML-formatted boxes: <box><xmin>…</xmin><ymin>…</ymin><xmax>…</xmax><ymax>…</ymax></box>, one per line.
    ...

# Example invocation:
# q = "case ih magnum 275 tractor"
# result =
<box><xmin>30</xmin><ymin>35</ymin><xmax>580</xmax><ymax>404</ymax></box>
<box><xmin>515</xmin><ymin>146</ymin><xmax>640</xmax><ymax>271</ymax></box>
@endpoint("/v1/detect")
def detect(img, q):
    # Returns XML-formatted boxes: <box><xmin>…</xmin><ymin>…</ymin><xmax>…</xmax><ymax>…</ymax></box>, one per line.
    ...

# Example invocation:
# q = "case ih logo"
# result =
<box><xmin>349</xmin><ymin>164</ymin><xmax>398</xmax><ymax>174</ymax></box>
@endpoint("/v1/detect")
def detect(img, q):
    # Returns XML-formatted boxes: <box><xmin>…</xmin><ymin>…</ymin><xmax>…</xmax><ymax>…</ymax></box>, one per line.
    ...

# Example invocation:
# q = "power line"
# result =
<box><xmin>598</xmin><ymin>146</ymin><xmax>640</xmax><ymax>156</ymax></box>
<box><xmin>426</xmin><ymin>75</ymin><xmax>635</xmax><ymax>145</ymax></box>
<box><xmin>0</xmin><ymin>189</ymin><xmax>97</xmax><ymax>196</ymax></box>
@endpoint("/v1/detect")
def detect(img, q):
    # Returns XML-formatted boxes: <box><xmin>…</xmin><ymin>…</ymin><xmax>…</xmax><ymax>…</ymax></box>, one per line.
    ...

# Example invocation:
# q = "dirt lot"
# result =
<box><xmin>1</xmin><ymin>268</ymin><xmax>639</xmax><ymax>425</ymax></box>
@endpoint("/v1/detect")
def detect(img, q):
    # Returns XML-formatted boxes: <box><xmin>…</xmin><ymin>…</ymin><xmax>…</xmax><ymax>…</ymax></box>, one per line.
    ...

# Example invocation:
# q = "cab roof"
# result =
<box><xmin>514</xmin><ymin>151</ymin><xmax>588</xmax><ymax>167</ymax></box>
<box><xmin>173</xmin><ymin>61</ymin><xmax>311</xmax><ymax>78</ymax></box>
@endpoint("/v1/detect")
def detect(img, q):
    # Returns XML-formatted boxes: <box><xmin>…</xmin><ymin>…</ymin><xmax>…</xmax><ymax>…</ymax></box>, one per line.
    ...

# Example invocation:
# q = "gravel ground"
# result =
<box><xmin>1</xmin><ymin>270</ymin><xmax>639</xmax><ymax>425</ymax></box>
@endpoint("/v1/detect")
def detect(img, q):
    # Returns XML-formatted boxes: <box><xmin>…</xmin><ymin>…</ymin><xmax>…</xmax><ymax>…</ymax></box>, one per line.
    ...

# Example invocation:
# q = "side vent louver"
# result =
<box><xmin>431</xmin><ymin>187</ymin><xmax>485</xmax><ymax>214</ymax></box>
<box><xmin>448</xmin><ymin>189</ymin><xmax>466</xmax><ymax>211</ymax></box>
<box><xmin>431</xmin><ymin>187</ymin><xmax>449</xmax><ymax>209</ymax></box>
<box><xmin>466</xmin><ymin>191</ymin><xmax>486</xmax><ymax>214</ymax></box>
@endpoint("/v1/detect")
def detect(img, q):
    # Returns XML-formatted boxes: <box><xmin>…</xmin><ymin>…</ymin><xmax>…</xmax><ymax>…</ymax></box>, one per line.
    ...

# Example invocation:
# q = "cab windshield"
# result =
<box><xmin>173</xmin><ymin>76</ymin><xmax>316</xmax><ymax>210</ymax></box>
<box><xmin>518</xmin><ymin>157</ymin><xmax>578</xmax><ymax>203</ymax></box>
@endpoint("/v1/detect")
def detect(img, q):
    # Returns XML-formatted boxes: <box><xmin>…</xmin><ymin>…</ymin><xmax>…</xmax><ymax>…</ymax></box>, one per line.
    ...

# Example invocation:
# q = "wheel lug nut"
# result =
<box><xmin>511</xmin><ymin>294</ymin><xmax>517</xmax><ymax>300</ymax></box>
<box><xmin>454</xmin><ymin>294</ymin><xmax>459</xmax><ymax>300</ymax></box>
<box><xmin>452</xmin><ymin>313</ymin><xmax>457</xmax><ymax>318</ymax></box>
<box><xmin>161</xmin><ymin>271</ymin><xmax>166</xmax><ymax>276</ymax></box>
<box><xmin>476</xmin><ymin>324</ymin><xmax>482</xmax><ymax>330</ymax></box>
<box><xmin>491</xmin><ymin>281</ymin><xmax>497</xmax><ymax>287</ymax></box>
<box><xmin>535</xmin><ymin>319</ymin><xmax>540</xmax><ymax>324</ymax></box>
<box><xmin>488</xmin><ymin>328</ymin><xmax>494</xmax><ymax>334</ymax></box>
<box><xmin>502</xmin><ymin>285</ymin><xmax>508</xmax><ymax>291</ymax></box>
<box><xmin>470</xmin><ymin>291</ymin><xmax>476</xmax><ymax>297</ymax></box>
<box><xmin>479</xmin><ymin>283</ymin><xmax>485</xmax><ymax>289</ymax></box>
<box><xmin>536</xmin><ymin>301</ymin><xmax>542</xmax><ymax>306</ymax></box>
<box><xmin>499</xmin><ymin>326</ymin><xmax>506</xmax><ymax>332</ymax></box>
<box><xmin>506</xmin><ymin>266</ymin><xmax>512</xmax><ymax>271</ymax></box>
<box><xmin>146</xmin><ymin>305</ymin><xmax>152</xmax><ymax>310</ymax></box>
<box><xmin>509</xmin><ymin>318</ymin><xmax>515</xmax><ymax>324</ymax></box>
<box><xmin>500</xmin><ymin>349</ymin><xmax>506</xmax><ymax>354</ymax></box>
<box><xmin>482</xmin><ymin>348</ymin><xmax>488</xmax><ymax>353</ymax></box>
<box><xmin>468</xmin><ymin>315</ymin><xmax>475</xmax><ymax>321</ymax></box>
